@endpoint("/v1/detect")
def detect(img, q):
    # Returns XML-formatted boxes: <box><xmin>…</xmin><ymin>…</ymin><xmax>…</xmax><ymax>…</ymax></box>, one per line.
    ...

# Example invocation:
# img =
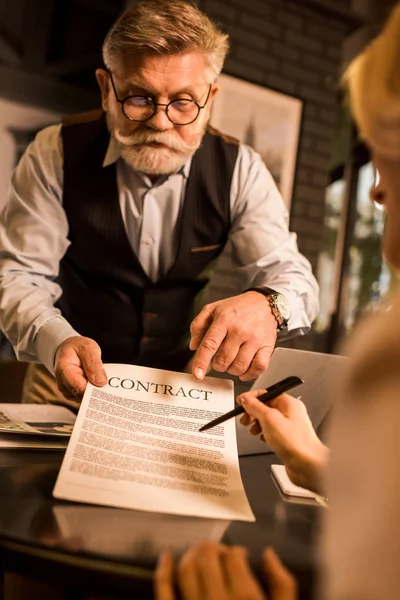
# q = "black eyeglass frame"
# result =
<box><xmin>107</xmin><ymin>69</ymin><xmax>212</xmax><ymax>126</ymax></box>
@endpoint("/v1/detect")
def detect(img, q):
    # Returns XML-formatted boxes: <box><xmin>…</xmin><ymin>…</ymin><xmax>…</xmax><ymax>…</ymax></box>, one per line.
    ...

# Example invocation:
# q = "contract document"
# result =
<box><xmin>53</xmin><ymin>364</ymin><xmax>255</xmax><ymax>522</ymax></box>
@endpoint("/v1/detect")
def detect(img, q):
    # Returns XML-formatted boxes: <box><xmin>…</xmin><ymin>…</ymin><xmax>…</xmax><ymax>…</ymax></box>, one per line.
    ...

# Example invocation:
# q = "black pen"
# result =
<box><xmin>198</xmin><ymin>375</ymin><xmax>304</xmax><ymax>432</ymax></box>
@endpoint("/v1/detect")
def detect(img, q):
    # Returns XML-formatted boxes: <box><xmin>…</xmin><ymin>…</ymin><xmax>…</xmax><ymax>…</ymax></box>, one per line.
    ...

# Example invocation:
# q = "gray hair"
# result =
<box><xmin>102</xmin><ymin>0</ymin><xmax>229</xmax><ymax>83</ymax></box>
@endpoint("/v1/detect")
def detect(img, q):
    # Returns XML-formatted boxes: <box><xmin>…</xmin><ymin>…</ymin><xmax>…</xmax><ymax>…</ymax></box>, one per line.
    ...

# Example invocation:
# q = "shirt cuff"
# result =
<box><xmin>35</xmin><ymin>317</ymin><xmax>81</xmax><ymax>376</ymax></box>
<box><xmin>271</xmin><ymin>286</ymin><xmax>312</xmax><ymax>336</ymax></box>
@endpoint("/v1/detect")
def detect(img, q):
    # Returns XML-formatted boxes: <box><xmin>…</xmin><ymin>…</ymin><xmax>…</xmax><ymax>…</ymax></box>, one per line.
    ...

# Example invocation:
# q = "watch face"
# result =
<box><xmin>276</xmin><ymin>295</ymin><xmax>291</xmax><ymax>321</ymax></box>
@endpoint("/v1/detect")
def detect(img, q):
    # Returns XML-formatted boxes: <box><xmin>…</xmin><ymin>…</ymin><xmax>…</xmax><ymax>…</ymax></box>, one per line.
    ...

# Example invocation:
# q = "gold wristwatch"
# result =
<box><xmin>246</xmin><ymin>286</ymin><xmax>291</xmax><ymax>331</ymax></box>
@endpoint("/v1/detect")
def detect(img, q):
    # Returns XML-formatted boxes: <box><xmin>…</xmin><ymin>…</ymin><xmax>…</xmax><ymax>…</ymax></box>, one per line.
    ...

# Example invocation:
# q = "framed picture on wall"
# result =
<box><xmin>210</xmin><ymin>73</ymin><xmax>303</xmax><ymax>210</ymax></box>
<box><xmin>206</xmin><ymin>74</ymin><xmax>303</xmax><ymax>304</ymax></box>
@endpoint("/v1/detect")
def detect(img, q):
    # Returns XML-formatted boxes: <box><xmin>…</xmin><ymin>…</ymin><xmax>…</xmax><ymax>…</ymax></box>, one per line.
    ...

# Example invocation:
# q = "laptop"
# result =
<box><xmin>236</xmin><ymin>347</ymin><xmax>347</xmax><ymax>456</ymax></box>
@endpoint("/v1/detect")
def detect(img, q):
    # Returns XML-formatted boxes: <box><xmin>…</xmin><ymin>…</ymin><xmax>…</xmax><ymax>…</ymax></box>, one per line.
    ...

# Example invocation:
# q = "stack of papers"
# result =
<box><xmin>0</xmin><ymin>403</ymin><xmax>76</xmax><ymax>449</ymax></box>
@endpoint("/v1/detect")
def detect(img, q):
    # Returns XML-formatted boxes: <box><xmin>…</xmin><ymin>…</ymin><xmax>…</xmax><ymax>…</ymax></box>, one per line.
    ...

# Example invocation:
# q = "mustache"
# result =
<box><xmin>113</xmin><ymin>129</ymin><xmax>200</xmax><ymax>153</ymax></box>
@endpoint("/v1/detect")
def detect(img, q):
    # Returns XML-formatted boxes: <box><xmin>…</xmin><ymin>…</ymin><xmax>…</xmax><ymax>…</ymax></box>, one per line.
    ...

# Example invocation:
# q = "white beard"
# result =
<box><xmin>107</xmin><ymin>113</ymin><xmax>206</xmax><ymax>175</ymax></box>
<box><xmin>118</xmin><ymin>143</ymin><xmax>194</xmax><ymax>175</ymax></box>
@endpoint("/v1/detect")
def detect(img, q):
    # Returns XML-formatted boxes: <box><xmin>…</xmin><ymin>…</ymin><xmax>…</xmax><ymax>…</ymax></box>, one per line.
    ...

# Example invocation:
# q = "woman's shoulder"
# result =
<box><xmin>344</xmin><ymin>290</ymin><xmax>400</xmax><ymax>393</ymax></box>
<box><xmin>346</xmin><ymin>290</ymin><xmax>400</xmax><ymax>353</ymax></box>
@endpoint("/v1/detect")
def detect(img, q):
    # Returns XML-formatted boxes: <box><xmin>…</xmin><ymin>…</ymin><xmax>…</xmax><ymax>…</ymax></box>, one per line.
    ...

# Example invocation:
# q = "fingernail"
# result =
<box><xmin>93</xmin><ymin>371</ymin><xmax>107</xmax><ymax>385</ymax></box>
<box><xmin>194</xmin><ymin>368</ymin><xmax>204</xmax><ymax>380</ymax></box>
<box><xmin>240</xmin><ymin>396</ymin><xmax>247</xmax><ymax>405</ymax></box>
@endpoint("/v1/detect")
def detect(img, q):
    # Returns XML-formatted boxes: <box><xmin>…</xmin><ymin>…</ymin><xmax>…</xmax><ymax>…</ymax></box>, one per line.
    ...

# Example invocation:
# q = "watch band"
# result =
<box><xmin>244</xmin><ymin>286</ymin><xmax>289</xmax><ymax>331</ymax></box>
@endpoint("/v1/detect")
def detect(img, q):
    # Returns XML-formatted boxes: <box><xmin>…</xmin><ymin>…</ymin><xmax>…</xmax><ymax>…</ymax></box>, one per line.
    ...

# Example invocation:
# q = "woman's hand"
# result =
<box><xmin>238</xmin><ymin>392</ymin><xmax>329</xmax><ymax>492</ymax></box>
<box><xmin>154</xmin><ymin>542</ymin><xmax>297</xmax><ymax>600</ymax></box>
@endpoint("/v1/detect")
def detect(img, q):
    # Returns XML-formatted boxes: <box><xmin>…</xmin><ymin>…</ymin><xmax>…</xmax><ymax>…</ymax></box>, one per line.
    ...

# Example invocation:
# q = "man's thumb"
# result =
<box><xmin>78</xmin><ymin>342</ymin><xmax>107</xmax><ymax>386</ymax></box>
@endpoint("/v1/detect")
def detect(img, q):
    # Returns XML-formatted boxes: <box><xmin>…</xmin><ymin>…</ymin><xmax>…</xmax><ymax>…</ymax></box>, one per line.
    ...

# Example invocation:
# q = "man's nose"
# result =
<box><xmin>146</xmin><ymin>105</ymin><xmax>175</xmax><ymax>131</ymax></box>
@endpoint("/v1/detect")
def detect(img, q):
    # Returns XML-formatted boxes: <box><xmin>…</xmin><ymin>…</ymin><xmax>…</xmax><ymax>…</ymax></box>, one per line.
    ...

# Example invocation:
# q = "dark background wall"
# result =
<box><xmin>197</xmin><ymin>0</ymin><xmax>358</xmax><ymax>275</ymax></box>
<box><xmin>0</xmin><ymin>0</ymin><xmax>362</xmax><ymax>275</ymax></box>
<box><xmin>0</xmin><ymin>0</ymin><xmax>365</xmax><ymax>351</ymax></box>
<box><xmin>0</xmin><ymin>0</ymin><xmax>122</xmax><ymax>111</ymax></box>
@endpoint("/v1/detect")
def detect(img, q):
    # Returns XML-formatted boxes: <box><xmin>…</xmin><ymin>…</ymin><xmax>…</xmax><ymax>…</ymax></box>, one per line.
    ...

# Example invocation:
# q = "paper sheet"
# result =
<box><xmin>0</xmin><ymin>404</ymin><xmax>75</xmax><ymax>436</ymax></box>
<box><xmin>53</xmin><ymin>364</ymin><xmax>255</xmax><ymax>522</ymax></box>
<box><xmin>0</xmin><ymin>433</ymin><xmax>69</xmax><ymax>449</ymax></box>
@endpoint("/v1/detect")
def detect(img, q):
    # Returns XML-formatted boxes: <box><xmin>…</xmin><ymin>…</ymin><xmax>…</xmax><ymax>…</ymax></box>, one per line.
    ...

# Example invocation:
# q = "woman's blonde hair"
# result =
<box><xmin>343</xmin><ymin>3</ymin><xmax>400</xmax><ymax>160</ymax></box>
<box><xmin>102</xmin><ymin>0</ymin><xmax>229</xmax><ymax>84</ymax></box>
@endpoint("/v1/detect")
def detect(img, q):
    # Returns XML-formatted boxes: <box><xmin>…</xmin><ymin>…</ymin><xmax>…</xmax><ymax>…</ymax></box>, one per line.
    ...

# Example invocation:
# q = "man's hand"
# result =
<box><xmin>238</xmin><ymin>392</ymin><xmax>329</xmax><ymax>493</ymax></box>
<box><xmin>54</xmin><ymin>336</ymin><xmax>108</xmax><ymax>400</ymax></box>
<box><xmin>190</xmin><ymin>291</ymin><xmax>277</xmax><ymax>381</ymax></box>
<box><xmin>154</xmin><ymin>542</ymin><xmax>298</xmax><ymax>600</ymax></box>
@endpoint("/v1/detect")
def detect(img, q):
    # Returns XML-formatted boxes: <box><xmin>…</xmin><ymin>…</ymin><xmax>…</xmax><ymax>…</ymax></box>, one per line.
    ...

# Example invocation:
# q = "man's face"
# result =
<box><xmin>96</xmin><ymin>52</ymin><xmax>219</xmax><ymax>175</ymax></box>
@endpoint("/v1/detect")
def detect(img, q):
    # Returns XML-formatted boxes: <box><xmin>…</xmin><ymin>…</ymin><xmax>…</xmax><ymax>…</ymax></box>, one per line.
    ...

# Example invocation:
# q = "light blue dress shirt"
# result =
<box><xmin>0</xmin><ymin>124</ymin><xmax>319</xmax><ymax>373</ymax></box>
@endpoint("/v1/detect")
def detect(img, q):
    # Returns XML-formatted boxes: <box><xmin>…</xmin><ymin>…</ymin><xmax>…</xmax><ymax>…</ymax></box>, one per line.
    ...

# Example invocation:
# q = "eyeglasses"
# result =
<box><xmin>107</xmin><ymin>70</ymin><xmax>212</xmax><ymax>126</ymax></box>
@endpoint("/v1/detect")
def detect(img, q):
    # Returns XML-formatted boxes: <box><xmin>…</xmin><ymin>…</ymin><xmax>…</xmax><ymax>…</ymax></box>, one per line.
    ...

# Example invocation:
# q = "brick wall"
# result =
<box><xmin>198</xmin><ymin>0</ymin><xmax>353</xmax><ymax>348</ymax></box>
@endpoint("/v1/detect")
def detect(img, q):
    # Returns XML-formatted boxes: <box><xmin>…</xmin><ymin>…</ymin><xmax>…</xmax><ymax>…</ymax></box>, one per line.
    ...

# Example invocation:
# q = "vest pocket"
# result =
<box><xmin>189</xmin><ymin>244</ymin><xmax>223</xmax><ymax>263</ymax></box>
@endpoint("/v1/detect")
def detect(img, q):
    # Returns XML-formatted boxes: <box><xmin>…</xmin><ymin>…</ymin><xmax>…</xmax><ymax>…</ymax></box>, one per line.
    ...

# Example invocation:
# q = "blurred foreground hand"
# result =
<box><xmin>154</xmin><ymin>541</ymin><xmax>298</xmax><ymax>600</ymax></box>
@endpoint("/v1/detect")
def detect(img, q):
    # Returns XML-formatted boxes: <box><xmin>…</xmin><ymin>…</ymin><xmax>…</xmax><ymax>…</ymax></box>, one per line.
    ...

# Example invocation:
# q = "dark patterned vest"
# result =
<box><xmin>58</xmin><ymin>109</ymin><xmax>239</xmax><ymax>371</ymax></box>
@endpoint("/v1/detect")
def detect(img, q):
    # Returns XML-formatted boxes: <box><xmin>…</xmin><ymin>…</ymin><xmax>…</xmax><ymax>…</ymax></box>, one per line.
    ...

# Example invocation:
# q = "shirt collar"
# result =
<box><xmin>102</xmin><ymin>136</ymin><xmax>191</xmax><ymax>179</ymax></box>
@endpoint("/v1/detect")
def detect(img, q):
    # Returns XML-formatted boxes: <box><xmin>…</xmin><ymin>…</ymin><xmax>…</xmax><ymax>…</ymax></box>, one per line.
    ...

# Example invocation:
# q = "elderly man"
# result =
<box><xmin>0</xmin><ymin>0</ymin><xmax>318</xmax><ymax>409</ymax></box>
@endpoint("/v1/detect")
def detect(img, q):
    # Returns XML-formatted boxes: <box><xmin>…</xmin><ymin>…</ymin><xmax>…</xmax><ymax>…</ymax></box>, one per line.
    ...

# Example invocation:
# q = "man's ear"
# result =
<box><xmin>95</xmin><ymin>69</ymin><xmax>110</xmax><ymax>112</ymax></box>
<box><xmin>210</xmin><ymin>82</ymin><xmax>219</xmax><ymax>100</ymax></box>
<box><xmin>206</xmin><ymin>83</ymin><xmax>219</xmax><ymax>114</ymax></box>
